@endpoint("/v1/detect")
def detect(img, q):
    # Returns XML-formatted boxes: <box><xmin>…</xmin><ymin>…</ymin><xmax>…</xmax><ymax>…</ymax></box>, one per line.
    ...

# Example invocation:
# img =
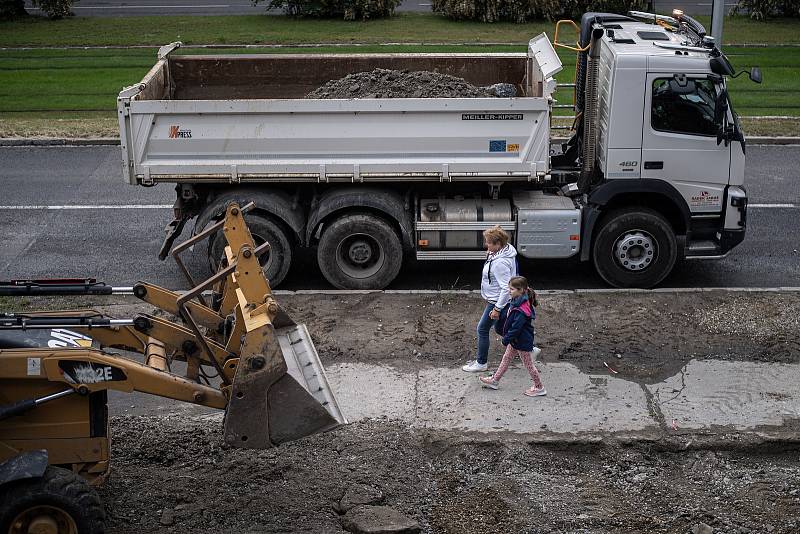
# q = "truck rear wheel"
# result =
<box><xmin>0</xmin><ymin>466</ymin><xmax>104</xmax><ymax>534</ymax></box>
<box><xmin>592</xmin><ymin>208</ymin><xmax>677</xmax><ymax>288</ymax></box>
<box><xmin>208</xmin><ymin>213</ymin><xmax>292</xmax><ymax>288</ymax></box>
<box><xmin>317</xmin><ymin>213</ymin><xmax>402</xmax><ymax>290</ymax></box>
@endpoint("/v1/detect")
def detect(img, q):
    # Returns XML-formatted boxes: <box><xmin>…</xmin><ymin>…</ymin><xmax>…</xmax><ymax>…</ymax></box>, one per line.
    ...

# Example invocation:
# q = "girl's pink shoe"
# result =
<box><xmin>524</xmin><ymin>386</ymin><xmax>547</xmax><ymax>397</ymax></box>
<box><xmin>479</xmin><ymin>376</ymin><xmax>499</xmax><ymax>390</ymax></box>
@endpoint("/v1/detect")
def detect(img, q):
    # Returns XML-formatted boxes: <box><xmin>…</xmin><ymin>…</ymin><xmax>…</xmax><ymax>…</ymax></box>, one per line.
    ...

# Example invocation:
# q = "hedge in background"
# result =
<box><xmin>732</xmin><ymin>0</ymin><xmax>800</xmax><ymax>19</ymax></box>
<box><xmin>0</xmin><ymin>0</ymin><xmax>26</xmax><ymax>19</ymax></box>
<box><xmin>431</xmin><ymin>0</ymin><xmax>647</xmax><ymax>23</ymax></box>
<box><xmin>259</xmin><ymin>0</ymin><xmax>401</xmax><ymax>20</ymax></box>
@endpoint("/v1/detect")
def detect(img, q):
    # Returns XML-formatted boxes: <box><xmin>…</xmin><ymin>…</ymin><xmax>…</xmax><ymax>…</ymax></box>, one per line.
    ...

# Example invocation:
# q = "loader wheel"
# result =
<box><xmin>0</xmin><ymin>466</ymin><xmax>104</xmax><ymax>534</ymax></box>
<box><xmin>317</xmin><ymin>213</ymin><xmax>402</xmax><ymax>290</ymax></box>
<box><xmin>592</xmin><ymin>208</ymin><xmax>677</xmax><ymax>288</ymax></box>
<box><xmin>208</xmin><ymin>213</ymin><xmax>292</xmax><ymax>288</ymax></box>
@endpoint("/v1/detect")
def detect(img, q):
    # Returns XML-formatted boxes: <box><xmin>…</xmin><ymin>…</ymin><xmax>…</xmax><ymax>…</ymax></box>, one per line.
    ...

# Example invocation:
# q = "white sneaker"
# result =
<box><xmin>531</xmin><ymin>347</ymin><xmax>542</xmax><ymax>360</ymax></box>
<box><xmin>462</xmin><ymin>360</ymin><xmax>488</xmax><ymax>373</ymax></box>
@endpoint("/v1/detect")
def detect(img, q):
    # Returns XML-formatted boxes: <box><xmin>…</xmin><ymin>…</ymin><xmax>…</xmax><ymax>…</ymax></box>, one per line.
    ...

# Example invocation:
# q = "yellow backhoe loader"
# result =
<box><xmin>0</xmin><ymin>202</ymin><xmax>345</xmax><ymax>534</ymax></box>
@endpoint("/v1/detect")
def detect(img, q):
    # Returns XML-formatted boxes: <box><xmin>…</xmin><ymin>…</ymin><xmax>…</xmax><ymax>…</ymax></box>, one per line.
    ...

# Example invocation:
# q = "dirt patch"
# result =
<box><xmin>8</xmin><ymin>290</ymin><xmax>800</xmax><ymax>384</ymax></box>
<box><xmin>306</xmin><ymin>69</ymin><xmax>514</xmax><ymax>99</ymax></box>
<box><xmin>281</xmin><ymin>291</ymin><xmax>800</xmax><ymax>384</ymax></box>
<box><xmin>99</xmin><ymin>415</ymin><xmax>800</xmax><ymax>534</ymax></box>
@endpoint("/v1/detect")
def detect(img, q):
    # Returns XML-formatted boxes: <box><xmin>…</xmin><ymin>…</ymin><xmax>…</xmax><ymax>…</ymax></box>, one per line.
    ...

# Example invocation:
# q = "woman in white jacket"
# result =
<box><xmin>462</xmin><ymin>226</ymin><xmax>518</xmax><ymax>373</ymax></box>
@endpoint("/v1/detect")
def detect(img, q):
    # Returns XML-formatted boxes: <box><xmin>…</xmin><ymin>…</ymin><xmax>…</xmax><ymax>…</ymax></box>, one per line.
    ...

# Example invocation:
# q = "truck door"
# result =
<box><xmin>641</xmin><ymin>74</ymin><xmax>730</xmax><ymax>213</ymax></box>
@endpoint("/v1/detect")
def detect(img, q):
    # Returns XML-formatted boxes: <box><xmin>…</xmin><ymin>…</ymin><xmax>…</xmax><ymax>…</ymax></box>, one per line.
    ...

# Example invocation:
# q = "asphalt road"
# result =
<box><xmin>0</xmin><ymin>145</ymin><xmax>798</xmax><ymax>291</ymax></box>
<box><xmin>23</xmin><ymin>0</ymin><xmax>433</xmax><ymax>17</ymax></box>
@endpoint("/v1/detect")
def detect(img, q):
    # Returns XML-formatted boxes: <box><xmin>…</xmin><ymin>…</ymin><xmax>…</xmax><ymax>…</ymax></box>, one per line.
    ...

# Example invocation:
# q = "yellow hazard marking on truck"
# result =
<box><xmin>507</xmin><ymin>144</ymin><xmax>520</xmax><ymax>153</ymax></box>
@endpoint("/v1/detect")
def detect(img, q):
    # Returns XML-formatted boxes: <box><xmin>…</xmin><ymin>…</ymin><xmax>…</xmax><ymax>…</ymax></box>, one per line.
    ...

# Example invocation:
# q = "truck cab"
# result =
<box><xmin>552</xmin><ymin>10</ymin><xmax>751</xmax><ymax>286</ymax></box>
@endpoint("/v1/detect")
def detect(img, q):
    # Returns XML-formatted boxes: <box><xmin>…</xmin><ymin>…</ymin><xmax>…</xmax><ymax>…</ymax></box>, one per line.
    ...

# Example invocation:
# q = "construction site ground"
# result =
<box><xmin>19</xmin><ymin>289</ymin><xmax>800</xmax><ymax>533</ymax></box>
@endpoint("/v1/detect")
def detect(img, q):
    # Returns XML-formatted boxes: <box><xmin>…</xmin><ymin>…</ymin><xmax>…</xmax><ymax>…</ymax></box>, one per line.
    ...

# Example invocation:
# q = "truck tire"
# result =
<box><xmin>0</xmin><ymin>466</ymin><xmax>105</xmax><ymax>534</ymax></box>
<box><xmin>592</xmin><ymin>208</ymin><xmax>677</xmax><ymax>288</ymax></box>
<box><xmin>208</xmin><ymin>213</ymin><xmax>292</xmax><ymax>288</ymax></box>
<box><xmin>317</xmin><ymin>213</ymin><xmax>402</xmax><ymax>290</ymax></box>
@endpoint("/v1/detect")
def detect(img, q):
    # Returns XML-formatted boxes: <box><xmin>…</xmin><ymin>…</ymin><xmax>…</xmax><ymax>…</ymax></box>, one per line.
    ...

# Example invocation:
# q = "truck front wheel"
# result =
<box><xmin>317</xmin><ymin>213</ymin><xmax>402</xmax><ymax>290</ymax></box>
<box><xmin>208</xmin><ymin>213</ymin><xmax>292</xmax><ymax>288</ymax></box>
<box><xmin>592</xmin><ymin>208</ymin><xmax>678</xmax><ymax>288</ymax></box>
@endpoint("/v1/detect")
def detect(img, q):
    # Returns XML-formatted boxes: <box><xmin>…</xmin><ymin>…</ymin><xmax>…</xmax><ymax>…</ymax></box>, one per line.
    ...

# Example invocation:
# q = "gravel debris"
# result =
<box><xmin>98</xmin><ymin>415</ymin><xmax>800</xmax><ymax>533</ymax></box>
<box><xmin>306</xmin><ymin>69</ymin><xmax>516</xmax><ymax>99</ymax></box>
<box><xmin>696</xmin><ymin>294</ymin><xmax>800</xmax><ymax>343</ymax></box>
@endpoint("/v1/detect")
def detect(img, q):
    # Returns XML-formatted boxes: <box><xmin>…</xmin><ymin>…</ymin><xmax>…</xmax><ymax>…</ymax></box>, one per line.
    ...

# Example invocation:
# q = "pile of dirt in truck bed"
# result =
<box><xmin>100</xmin><ymin>415</ymin><xmax>800</xmax><ymax>533</ymax></box>
<box><xmin>306</xmin><ymin>69</ymin><xmax>516</xmax><ymax>99</ymax></box>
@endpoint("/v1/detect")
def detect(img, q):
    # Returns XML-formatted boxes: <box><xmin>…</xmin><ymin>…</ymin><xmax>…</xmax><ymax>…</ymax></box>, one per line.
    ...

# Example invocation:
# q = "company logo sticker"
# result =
<box><xmin>58</xmin><ymin>361</ymin><xmax>127</xmax><ymax>384</ymax></box>
<box><xmin>48</xmin><ymin>328</ymin><xmax>92</xmax><ymax>349</ymax></box>
<box><xmin>168</xmin><ymin>125</ymin><xmax>192</xmax><ymax>139</ymax></box>
<box><xmin>463</xmin><ymin>113</ymin><xmax>523</xmax><ymax>120</ymax></box>
<box><xmin>690</xmin><ymin>190</ymin><xmax>721</xmax><ymax>208</ymax></box>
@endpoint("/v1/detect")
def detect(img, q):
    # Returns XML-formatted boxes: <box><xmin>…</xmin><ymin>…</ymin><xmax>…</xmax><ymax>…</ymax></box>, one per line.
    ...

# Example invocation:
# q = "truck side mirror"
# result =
<box><xmin>749</xmin><ymin>67</ymin><xmax>762</xmax><ymax>84</ymax></box>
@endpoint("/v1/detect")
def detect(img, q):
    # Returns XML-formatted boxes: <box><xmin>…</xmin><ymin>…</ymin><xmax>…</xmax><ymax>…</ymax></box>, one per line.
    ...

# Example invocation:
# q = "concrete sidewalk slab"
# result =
<box><xmin>326</xmin><ymin>359</ymin><xmax>800</xmax><ymax>437</ymax></box>
<box><xmin>327</xmin><ymin>363</ymin><xmax>416</xmax><ymax>423</ymax></box>
<box><xmin>648</xmin><ymin>360</ymin><xmax>800</xmax><ymax>430</ymax></box>
<box><xmin>414</xmin><ymin>363</ymin><xmax>652</xmax><ymax>434</ymax></box>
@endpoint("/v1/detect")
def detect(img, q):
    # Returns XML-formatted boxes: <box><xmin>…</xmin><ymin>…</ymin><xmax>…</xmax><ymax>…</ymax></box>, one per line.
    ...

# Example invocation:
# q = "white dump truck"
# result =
<box><xmin>117</xmin><ymin>10</ymin><xmax>759</xmax><ymax>289</ymax></box>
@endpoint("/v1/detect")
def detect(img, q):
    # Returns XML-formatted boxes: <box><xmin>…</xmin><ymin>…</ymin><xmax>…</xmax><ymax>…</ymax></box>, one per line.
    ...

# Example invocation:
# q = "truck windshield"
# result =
<box><xmin>651</xmin><ymin>77</ymin><xmax>718</xmax><ymax>136</ymax></box>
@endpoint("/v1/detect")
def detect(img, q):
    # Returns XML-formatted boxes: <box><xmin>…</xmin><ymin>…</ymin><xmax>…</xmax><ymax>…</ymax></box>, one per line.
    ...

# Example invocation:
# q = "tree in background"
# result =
<box><xmin>22</xmin><ymin>0</ymin><xmax>78</xmax><ymax>18</ymax></box>
<box><xmin>256</xmin><ymin>0</ymin><xmax>401</xmax><ymax>20</ymax></box>
<box><xmin>0</xmin><ymin>0</ymin><xmax>27</xmax><ymax>19</ymax></box>
<box><xmin>432</xmin><ymin>0</ymin><xmax>648</xmax><ymax>23</ymax></box>
<box><xmin>732</xmin><ymin>0</ymin><xmax>800</xmax><ymax>19</ymax></box>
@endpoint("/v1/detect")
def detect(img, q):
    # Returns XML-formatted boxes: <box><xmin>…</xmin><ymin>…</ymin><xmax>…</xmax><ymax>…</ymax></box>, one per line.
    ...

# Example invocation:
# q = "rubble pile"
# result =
<box><xmin>100</xmin><ymin>415</ymin><xmax>800</xmax><ymax>533</ymax></box>
<box><xmin>306</xmin><ymin>69</ymin><xmax>517</xmax><ymax>99</ymax></box>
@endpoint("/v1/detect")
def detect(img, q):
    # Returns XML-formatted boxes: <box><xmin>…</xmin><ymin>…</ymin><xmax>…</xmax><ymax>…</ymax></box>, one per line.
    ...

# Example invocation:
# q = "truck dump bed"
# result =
<box><xmin>118</xmin><ymin>37</ymin><xmax>562</xmax><ymax>185</ymax></box>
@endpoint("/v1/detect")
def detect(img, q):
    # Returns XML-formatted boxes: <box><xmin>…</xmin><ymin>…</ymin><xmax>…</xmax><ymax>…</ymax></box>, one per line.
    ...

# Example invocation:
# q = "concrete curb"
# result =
<box><xmin>3</xmin><ymin>136</ymin><xmax>799</xmax><ymax>147</ymax></box>
<box><xmin>439</xmin><ymin>428</ymin><xmax>800</xmax><ymax>451</ymax></box>
<box><xmin>0</xmin><ymin>138</ymin><xmax>120</xmax><ymax>146</ymax></box>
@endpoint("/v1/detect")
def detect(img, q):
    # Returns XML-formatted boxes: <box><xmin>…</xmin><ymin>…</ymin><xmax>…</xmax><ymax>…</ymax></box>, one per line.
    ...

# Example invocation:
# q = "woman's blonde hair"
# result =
<box><xmin>483</xmin><ymin>225</ymin><xmax>510</xmax><ymax>247</ymax></box>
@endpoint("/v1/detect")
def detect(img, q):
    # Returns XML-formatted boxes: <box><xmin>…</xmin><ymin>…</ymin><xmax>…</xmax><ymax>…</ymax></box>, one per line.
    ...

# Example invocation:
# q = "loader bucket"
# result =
<box><xmin>167</xmin><ymin>201</ymin><xmax>345</xmax><ymax>448</ymax></box>
<box><xmin>222</xmin><ymin>320</ymin><xmax>346</xmax><ymax>449</ymax></box>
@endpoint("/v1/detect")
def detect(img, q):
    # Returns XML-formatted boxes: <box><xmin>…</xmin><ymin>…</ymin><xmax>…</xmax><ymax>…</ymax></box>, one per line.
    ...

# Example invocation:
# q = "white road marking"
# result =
<box><xmin>0</xmin><ymin>203</ymin><xmax>795</xmax><ymax>210</ymax></box>
<box><xmin>28</xmin><ymin>5</ymin><xmax>232</xmax><ymax>9</ymax></box>
<box><xmin>0</xmin><ymin>205</ymin><xmax>172</xmax><ymax>209</ymax></box>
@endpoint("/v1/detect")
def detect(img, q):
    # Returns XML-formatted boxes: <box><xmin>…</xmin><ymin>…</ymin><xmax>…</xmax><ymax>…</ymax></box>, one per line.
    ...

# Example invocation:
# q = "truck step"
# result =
<box><xmin>686</xmin><ymin>240</ymin><xmax>722</xmax><ymax>256</ymax></box>
<box><xmin>416</xmin><ymin>251</ymin><xmax>487</xmax><ymax>261</ymax></box>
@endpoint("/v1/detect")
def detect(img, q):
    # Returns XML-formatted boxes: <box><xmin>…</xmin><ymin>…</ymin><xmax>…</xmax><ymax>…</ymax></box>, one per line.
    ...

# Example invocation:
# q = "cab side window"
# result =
<box><xmin>651</xmin><ymin>78</ymin><xmax>718</xmax><ymax>136</ymax></box>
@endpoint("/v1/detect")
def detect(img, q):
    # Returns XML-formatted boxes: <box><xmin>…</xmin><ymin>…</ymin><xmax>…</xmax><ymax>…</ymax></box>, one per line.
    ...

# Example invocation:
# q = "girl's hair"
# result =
<box><xmin>509</xmin><ymin>275</ymin><xmax>538</xmax><ymax>307</ymax></box>
<box><xmin>483</xmin><ymin>225</ymin><xmax>510</xmax><ymax>247</ymax></box>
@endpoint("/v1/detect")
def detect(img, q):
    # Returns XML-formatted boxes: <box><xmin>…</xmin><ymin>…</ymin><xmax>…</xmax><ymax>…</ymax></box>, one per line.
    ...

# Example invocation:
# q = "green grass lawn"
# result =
<box><xmin>1</xmin><ymin>45</ymin><xmax>794</xmax><ymax>116</ymax></box>
<box><xmin>0</xmin><ymin>13</ymin><xmax>799</xmax><ymax>47</ymax></box>
<box><xmin>0</xmin><ymin>14</ymin><xmax>798</xmax><ymax>137</ymax></box>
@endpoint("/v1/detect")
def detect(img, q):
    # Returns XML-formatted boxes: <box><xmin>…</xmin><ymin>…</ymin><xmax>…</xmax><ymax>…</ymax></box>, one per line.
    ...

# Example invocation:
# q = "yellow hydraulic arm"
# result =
<box><xmin>0</xmin><ymin>202</ymin><xmax>345</xmax><ymax>449</ymax></box>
